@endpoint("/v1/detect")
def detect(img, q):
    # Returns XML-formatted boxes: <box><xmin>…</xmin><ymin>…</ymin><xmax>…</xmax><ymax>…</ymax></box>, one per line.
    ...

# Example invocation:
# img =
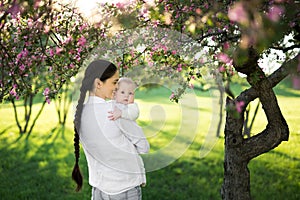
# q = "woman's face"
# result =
<box><xmin>102</xmin><ymin>71</ymin><xmax>120</xmax><ymax>99</ymax></box>
<box><xmin>95</xmin><ymin>70</ymin><xmax>119</xmax><ymax>99</ymax></box>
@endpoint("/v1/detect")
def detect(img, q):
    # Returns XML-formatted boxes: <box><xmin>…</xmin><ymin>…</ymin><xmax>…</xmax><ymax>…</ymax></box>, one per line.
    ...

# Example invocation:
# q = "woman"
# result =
<box><xmin>72</xmin><ymin>60</ymin><xmax>149</xmax><ymax>200</ymax></box>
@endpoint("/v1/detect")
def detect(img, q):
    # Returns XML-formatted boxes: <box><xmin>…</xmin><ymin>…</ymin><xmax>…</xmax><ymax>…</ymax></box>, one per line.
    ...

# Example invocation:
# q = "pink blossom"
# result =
<box><xmin>34</xmin><ymin>0</ymin><xmax>41</xmax><ymax>9</ymax></box>
<box><xmin>267</xmin><ymin>5</ymin><xmax>284</xmax><ymax>22</ymax></box>
<box><xmin>219</xmin><ymin>65</ymin><xmax>226</xmax><ymax>73</ymax></box>
<box><xmin>148</xmin><ymin>61</ymin><xmax>154</xmax><ymax>67</ymax></box>
<box><xmin>204</xmin><ymin>3</ymin><xmax>208</xmax><ymax>9</ymax></box>
<box><xmin>19</xmin><ymin>64</ymin><xmax>25</xmax><ymax>71</ymax></box>
<box><xmin>117</xmin><ymin>62</ymin><xmax>122</xmax><ymax>67</ymax></box>
<box><xmin>223</xmin><ymin>42</ymin><xmax>230</xmax><ymax>50</ymax></box>
<box><xmin>25</xmin><ymin>41</ymin><xmax>31</xmax><ymax>46</ymax></box>
<box><xmin>79</xmin><ymin>23</ymin><xmax>88</xmax><ymax>31</ymax></box>
<box><xmin>171</xmin><ymin>50</ymin><xmax>177</xmax><ymax>55</ymax></box>
<box><xmin>10</xmin><ymin>84</ymin><xmax>18</xmax><ymax>97</ymax></box>
<box><xmin>169</xmin><ymin>92</ymin><xmax>175</xmax><ymax>99</ymax></box>
<box><xmin>236</xmin><ymin>101</ymin><xmax>245</xmax><ymax>113</ymax></box>
<box><xmin>116</xmin><ymin>2</ymin><xmax>125</xmax><ymax>9</ymax></box>
<box><xmin>10</xmin><ymin>88</ymin><xmax>17</xmax><ymax>96</ymax></box>
<box><xmin>43</xmin><ymin>87</ymin><xmax>50</xmax><ymax>96</ymax></box>
<box><xmin>77</xmin><ymin>36</ymin><xmax>87</xmax><ymax>46</ymax></box>
<box><xmin>69</xmin><ymin>63</ymin><xmax>75</xmax><ymax>69</ymax></box>
<box><xmin>162</xmin><ymin>45</ymin><xmax>168</xmax><ymax>53</ymax></box>
<box><xmin>189</xmin><ymin>83</ymin><xmax>194</xmax><ymax>89</ymax></box>
<box><xmin>44</xmin><ymin>25</ymin><xmax>51</xmax><ymax>33</ymax></box>
<box><xmin>63</xmin><ymin>35</ymin><xmax>72</xmax><ymax>44</ymax></box>
<box><xmin>216</xmin><ymin>53</ymin><xmax>232</xmax><ymax>64</ymax></box>
<box><xmin>56</xmin><ymin>47</ymin><xmax>63</xmax><ymax>55</ymax></box>
<box><xmin>77</xmin><ymin>47</ymin><xmax>82</xmax><ymax>54</ymax></box>
<box><xmin>177</xmin><ymin>64</ymin><xmax>182</xmax><ymax>72</ymax></box>
<box><xmin>228</xmin><ymin>2</ymin><xmax>248</xmax><ymax>25</ymax></box>
<box><xmin>196</xmin><ymin>8</ymin><xmax>202</xmax><ymax>15</ymax></box>
<box><xmin>27</xmin><ymin>18</ymin><xmax>33</xmax><ymax>27</ymax></box>
<box><xmin>17</xmin><ymin>52</ymin><xmax>23</xmax><ymax>60</ymax></box>
<box><xmin>130</xmin><ymin>50</ymin><xmax>135</xmax><ymax>57</ymax></box>
<box><xmin>75</xmin><ymin>55</ymin><xmax>81</xmax><ymax>62</ymax></box>
<box><xmin>8</xmin><ymin>4</ymin><xmax>20</xmax><ymax>16</ymax></box>
<box><xmin>22</xmin><ymin>49</ymin><xmax>29</xmax><ymax>57</ymax></box>
<box><xmin>46</xmin><ymin>97</ymin><xmax>51</xmax><ymax>104</ymax></box>
<box><xmin>48</xmin><ymin>48</ymin><xmax>54</xmax><ymax>57</ymax></box>
<box><xmin>152</xmin><ymin>20</ymin><xmax>160</xmax><ymax>27</ymax></box>
<box><xmin>152</xmin><ymin>46</ymin><xmax>158</xmax><ymax>51</ymax></box>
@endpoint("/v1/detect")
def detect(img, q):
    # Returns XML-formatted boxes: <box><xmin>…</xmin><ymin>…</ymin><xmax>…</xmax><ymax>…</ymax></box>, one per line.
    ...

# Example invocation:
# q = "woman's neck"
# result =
<box><xmin>89</xmin><ymin>91</ymin><xmax>105</xmax><ymax>99</ymax></box>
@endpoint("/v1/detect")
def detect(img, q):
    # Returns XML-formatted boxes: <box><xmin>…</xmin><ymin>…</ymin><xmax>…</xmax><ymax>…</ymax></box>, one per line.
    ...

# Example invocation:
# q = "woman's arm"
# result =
<box><xmin>116</xmin><ymin>119</ymin><xmax>150</xmax><ymax>154</ymax></box>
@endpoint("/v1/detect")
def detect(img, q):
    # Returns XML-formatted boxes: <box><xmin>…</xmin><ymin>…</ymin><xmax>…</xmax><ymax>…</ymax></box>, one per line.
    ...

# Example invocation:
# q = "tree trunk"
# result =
<box><xmin>221</xmin><ymin>97</ymin><xmax>251</xmax><ymax>200</ymax></box>
<box><xmin>221</xmin><ymin>49</ymin><xmax>299</xmax><ymax>200</ymax></box>
<box><xmin>11</xmin><ymin>94</ymin><xmax>47</xmax><ymax>137</ymax></box>
<box><xmin>54</xmin><ymin>83</ymin><xmax>71</xmax><ymax>126</ymax></box>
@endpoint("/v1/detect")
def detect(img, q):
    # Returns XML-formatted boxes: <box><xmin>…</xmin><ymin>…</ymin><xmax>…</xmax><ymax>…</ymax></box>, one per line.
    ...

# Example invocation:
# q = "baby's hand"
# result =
<box><xmin>128</xmin><ymin>94</ymin><xmax>134</xmax><ymax>104</ymax></box>
<box><xmin>108</xmin><ymin>106</ymin><xmax>122</xmax><ymax>120</ymax></box>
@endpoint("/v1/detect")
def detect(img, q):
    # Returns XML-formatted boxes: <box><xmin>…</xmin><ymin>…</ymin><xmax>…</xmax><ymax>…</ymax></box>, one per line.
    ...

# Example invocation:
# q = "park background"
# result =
<box><xmin>1</xmin><ymin>77</ymin><xmax>299</xmax><ymax>199</ymax></box>
<box><xmin>1</xmin><ymin>0</ymin><xmax>300</xmax><ymax>199</ymax></box>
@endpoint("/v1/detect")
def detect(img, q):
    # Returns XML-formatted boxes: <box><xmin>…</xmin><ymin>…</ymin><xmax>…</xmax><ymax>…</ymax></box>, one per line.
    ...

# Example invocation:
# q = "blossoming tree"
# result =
<box><xmin>95</xmin><ymin>0</ymin><xmax>299</xmax><ymax>199</ymax></box>
<box><xmin>0</xmin><ymin>0</ymin><xmax>107</xmax><ymax>136</ymax></box>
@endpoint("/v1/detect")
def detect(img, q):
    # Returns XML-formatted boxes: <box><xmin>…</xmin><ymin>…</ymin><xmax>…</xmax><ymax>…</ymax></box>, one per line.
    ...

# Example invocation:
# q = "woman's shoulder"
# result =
<box><xmin>84</xmin><ymin>97</ymin><xmax>113</xmax><ymax>110</ymax></box>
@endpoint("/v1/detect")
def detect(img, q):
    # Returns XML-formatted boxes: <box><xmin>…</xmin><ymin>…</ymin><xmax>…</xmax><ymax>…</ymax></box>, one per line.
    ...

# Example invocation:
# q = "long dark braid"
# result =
<box><xmin>72</xmin><ymin>83</ymin><xmax>87</xmax><ymax>191</ymax></box>
<box><xmin>72</xmin><ymin>60</ymin><xmax>117</xmax><ymax>191</ymax></box>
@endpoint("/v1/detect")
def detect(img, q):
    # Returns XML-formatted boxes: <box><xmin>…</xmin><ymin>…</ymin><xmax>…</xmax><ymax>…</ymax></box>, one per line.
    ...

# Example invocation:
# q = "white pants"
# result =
<box><xmin>92</xmin><ymin>186</ymin><xmax>142</xmax><ymax>200</ymax></box>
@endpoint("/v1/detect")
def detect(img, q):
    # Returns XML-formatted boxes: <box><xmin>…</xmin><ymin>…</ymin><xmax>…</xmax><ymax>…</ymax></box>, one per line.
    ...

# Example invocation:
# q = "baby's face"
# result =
<box><xmin>115</xmin><ymin>82</ymin><xmax>135</xmax><ymax>104</ymax></box>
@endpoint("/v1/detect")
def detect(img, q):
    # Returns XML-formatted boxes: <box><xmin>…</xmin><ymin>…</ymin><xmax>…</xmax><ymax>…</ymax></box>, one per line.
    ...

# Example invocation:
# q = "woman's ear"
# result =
<box><xmin>94</xmin><ymin>78</ymin><xmax>103</xmax><ymax>89</ymax></box>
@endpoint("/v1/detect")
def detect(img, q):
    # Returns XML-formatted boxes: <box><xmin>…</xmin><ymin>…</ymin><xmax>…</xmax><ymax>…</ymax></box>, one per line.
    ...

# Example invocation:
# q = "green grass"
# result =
<box><xmin>0</xmin><ymin>79</ymin><xmax>300</xmax><ymax>200</ymax></box>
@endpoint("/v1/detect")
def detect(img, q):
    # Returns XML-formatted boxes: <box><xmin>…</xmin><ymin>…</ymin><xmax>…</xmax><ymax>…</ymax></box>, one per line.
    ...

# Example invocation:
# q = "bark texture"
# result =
<box><xmin>221</xmin><ymin>49</ymin><xmax>299</xmax><ymax>200</ymax></box>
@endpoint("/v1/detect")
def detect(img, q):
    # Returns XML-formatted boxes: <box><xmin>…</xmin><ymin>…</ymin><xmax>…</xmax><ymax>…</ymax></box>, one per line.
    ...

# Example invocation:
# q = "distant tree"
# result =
<box><xmin>0</xmin><ymin>0</ymin><xmax>107</xmax><ymax>136</ymax></box>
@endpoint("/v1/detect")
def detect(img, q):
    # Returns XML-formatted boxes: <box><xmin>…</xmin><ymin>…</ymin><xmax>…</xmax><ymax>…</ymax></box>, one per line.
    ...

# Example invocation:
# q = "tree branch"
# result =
<box><xmin>236</xmin><ymin>53</ymin><xmax>300</xmax><ymax>106</ymax></box>
<box><xmin>271</xmin><ymin>44</ymin><xmax>300</xmax><ymax>53</ymax></box>
<box><xmin>238</xmin><ymin>53</ymin><xmax>299</xmax><ymax>160</ymax></box>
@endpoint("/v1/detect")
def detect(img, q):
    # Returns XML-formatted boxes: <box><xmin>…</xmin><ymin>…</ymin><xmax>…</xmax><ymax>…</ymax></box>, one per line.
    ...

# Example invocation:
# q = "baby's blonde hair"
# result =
<box><xmin>117</xmin><ymin>77</ymin><xmax>137</xmax><ymax>89</ymax></box>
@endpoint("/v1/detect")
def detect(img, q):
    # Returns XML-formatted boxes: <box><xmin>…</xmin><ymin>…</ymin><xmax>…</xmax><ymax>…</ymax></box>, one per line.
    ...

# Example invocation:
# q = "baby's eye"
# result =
<box><xmin>129</xmin><ymin>92</ymin><xmax>133</xmax><ymax>95</ymax></box>
<box><xmin>121</xmin><ymin>91</ymin><xmax>125</xmax><ymax>94</ymax></box>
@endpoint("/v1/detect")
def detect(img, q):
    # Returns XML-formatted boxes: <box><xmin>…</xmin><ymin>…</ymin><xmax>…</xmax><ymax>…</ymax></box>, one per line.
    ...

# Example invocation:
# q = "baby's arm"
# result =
<box><xmin>121</xmin><ymin>103</ymin><xmax>139</xmax><ymax>121</ymax></box>
<box><xmin>108</xmin><ymin>102</ymin><xmax>140</xmax><ymax>121</ymax></box>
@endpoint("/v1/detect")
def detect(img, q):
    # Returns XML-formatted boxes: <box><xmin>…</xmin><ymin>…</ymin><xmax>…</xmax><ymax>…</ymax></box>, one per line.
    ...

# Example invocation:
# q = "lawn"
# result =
<box><xmin>0</xmin><ymin>78</ymin><xmax>299</xmax><ymax>200</ymax></box>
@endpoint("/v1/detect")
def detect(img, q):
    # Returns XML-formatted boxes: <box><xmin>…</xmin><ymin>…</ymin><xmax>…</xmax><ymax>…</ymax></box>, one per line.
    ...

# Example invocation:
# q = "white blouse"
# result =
<box><xmin>79</xmin><ymin>96</ymin><xmax>149</xmax><ymax>195</ymax></box>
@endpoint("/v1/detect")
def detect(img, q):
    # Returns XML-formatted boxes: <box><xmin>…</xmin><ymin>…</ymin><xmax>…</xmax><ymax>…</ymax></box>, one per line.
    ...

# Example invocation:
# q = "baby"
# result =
<box><xmin>108</xmin><ymin>77</ymin><xmax>139</xmax><ymax>121</ymax></box>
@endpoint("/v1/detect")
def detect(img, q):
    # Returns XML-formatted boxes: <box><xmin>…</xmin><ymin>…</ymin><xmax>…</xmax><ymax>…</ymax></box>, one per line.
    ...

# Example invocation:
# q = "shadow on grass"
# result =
<box><xmin>0</xmin><ymin>127</ymin><xmax>299</xmax><ymax>200</ymax></box>
<box><xmin>0</xmin><ymin>125</ymin><xmax>90</xmax><ymax>200</ymax></box>
<box><xmin>143</xmin><ymin>156</ymin><xmax>224</xmax><ymax>200</ymax></box>
<box><xmin>0</xmin><ymin>124</ymin><xmax>15</xmax><ymax>135</ymax></box>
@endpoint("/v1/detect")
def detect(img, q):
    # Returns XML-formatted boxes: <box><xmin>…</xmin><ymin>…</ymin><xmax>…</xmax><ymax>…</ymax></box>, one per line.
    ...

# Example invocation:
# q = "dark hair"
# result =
<box><xmin>72</xmin><ymin>60</ymin><xmax>117</xmax><ymax>191</ymax></box>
